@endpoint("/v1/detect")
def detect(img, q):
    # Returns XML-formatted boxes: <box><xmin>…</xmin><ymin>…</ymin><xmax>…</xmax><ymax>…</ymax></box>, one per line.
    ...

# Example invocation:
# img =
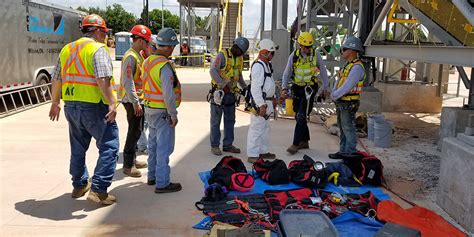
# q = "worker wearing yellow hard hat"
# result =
<box><xmin>281</xmin><ymin>31</ymin><xmax>330</xmax><ymax>155</ymax></box>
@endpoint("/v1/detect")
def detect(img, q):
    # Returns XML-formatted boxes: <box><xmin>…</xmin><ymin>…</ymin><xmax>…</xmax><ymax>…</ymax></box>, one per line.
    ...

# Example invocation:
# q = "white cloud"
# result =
<box><xmin>46</xmin><ymin>0</ymin><xmax>297</xmax><ymax>38</ymax></box>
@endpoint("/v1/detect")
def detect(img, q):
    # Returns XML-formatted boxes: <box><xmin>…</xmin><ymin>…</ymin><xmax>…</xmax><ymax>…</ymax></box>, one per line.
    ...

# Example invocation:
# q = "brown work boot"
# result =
<box><xmin>247</xmin><ymin>157</ymin><xmax>259</xmax><ymax>163</ymax></box>
<box><xmin>87</xmin><ymin>191</ymin><xmax>117</xmax><ymax>205</ymax></box>
<box><xmin>123</xmin><ymin>166</ymin><xmax>142</xmax><ymax>177</ymax></box>
<box><xmin>223</xmin><ymin>145</ymin><xmax>241</xmax><ymax>154</ymax></box>
<box><xmin>211</xmin><ymin>147</ymin><xmax>223</xmax><ymax>156</ymax></box>
<box><xmin>71</xmin><ymin>182</ymin><xmax>91</xmax><ymax>198</ymax></box>
<box><xmin>259</xmin><ymin>152</ymin><xmax>276</xmax><ymax>159</ymax></box>
<box><xmin>286</xmin><ymin>144</ymin><xmax>299</xmax><ymax>155</ymax></box>
<box><xmin>135</xmin><ymin>160</ymin><xmax>148</xmax><ymax>169</ymax></box>
<box><xmin>298</xmin><ymin>141</ymin><xmax>309</xmax><ymax>149</ymax></box>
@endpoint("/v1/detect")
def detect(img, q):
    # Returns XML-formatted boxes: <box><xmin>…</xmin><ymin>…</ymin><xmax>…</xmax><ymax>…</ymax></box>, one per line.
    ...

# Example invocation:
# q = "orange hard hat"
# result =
<box><xmin>82</xmin><ymin>14</ymin><xmax>108</xmax><ymax>33</ymax></box>
<box><xmin>130</xmin><ymin>25</ymin><xmax>152</xmax><ymax>42</ymax></box>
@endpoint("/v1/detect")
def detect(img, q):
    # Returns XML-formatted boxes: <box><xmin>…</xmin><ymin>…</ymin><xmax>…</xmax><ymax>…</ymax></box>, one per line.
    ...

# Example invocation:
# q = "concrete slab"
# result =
<box><xmin>0</xmin><ymin>68</ymin><xmax>342</xmax><ymax>236</ymax></box>
<box><xmin>437</xmin><ymin>137</ymin><xmax>474</xmax><ymax>233</ymax></box>
<box><xmin>438</xmin><ymin>107</ymin><xmax>474</xmax><ymax>149</ymax></box>
<box><xmin>457</xmin><ymin>133</ymin><xmax>474</xmax><ymax>146</ymax></box>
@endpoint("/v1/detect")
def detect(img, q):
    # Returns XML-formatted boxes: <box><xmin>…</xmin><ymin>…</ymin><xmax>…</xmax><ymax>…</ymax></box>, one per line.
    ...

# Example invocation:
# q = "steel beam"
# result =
<box><xmin>456</xmin><ymin>66</ymin><xmax>471</xmax><ymax>89</ymax></box>
<box><xmin>364</xmin><ymin>45</ymin><xmax>474</xmax><ymax>67</ymax></box>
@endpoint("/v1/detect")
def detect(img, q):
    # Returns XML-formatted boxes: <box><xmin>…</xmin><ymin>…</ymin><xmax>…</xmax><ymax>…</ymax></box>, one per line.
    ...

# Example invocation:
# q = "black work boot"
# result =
<box><xmin>328</xmin><ymin>152</ymin><xmax>345</xmax><ymax>160</ymax></box>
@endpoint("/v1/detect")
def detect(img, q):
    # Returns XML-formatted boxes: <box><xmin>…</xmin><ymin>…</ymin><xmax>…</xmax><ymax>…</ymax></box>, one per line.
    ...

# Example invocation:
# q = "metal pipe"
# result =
<box><xmin>457</xmin><ymin>74</ymin><xmax>461</xmax><ymax>97</ymax></box>
<box><xmin>276</xmin><ymin>0</ymin><xmax>285</xmax><ymax>30</ymax></box>
<box><xmin>364</xmin><ymin>0</ymin><xmax>394</xmax><ymax>46</ymax></box>
<box><xmin>260</xmin><ymin>0</ymin><xmax>265</xmax><ymax>38</ymax></box>
<box><xmin>437</xmin><ymin>64</ymin><xmax>443</xmax><ymax>97</ymax></box>
<box><xmin>456</xmin><ymin>66</ymin><xmax>471</xmax><ymax>90</ymax></box>
<box><xmin>305</xmin><ymin>0</ymin><xmax>311</xmax><ymax>30</ymax></box>
<box><xmin>469</xmin><ymin>68</ymin><xmax>474</xmax><ymax>109</ymax></box>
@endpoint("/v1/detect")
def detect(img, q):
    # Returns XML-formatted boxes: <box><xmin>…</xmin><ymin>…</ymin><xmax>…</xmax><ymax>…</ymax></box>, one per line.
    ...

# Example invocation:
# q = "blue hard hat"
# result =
<box><xmin>154</xmin><ymin>28</ymin><xmax>179</xmax><ymax>46</ymax></box>
<box><xmin>233</xmin><ymin>37</ymin><xmax>249</xmax><ymax>52</ymax></box>
<box><xmin>342</xmin><ymin>36</ymin><xmax>364</xmax><ymax>52</ymax></box>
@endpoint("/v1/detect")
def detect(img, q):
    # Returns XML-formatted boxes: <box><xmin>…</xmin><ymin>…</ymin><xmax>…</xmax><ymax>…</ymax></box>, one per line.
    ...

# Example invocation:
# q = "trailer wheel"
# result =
<box><xmin>31</xmin><ymin>72</ymin><xmax>51</xmax><ymax>103</ymax></box>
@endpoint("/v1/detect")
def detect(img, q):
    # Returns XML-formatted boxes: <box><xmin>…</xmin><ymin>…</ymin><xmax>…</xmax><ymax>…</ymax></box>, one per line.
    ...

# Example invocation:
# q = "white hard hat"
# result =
<box><xmin>258</xmin><ymin>39</ymin><xmax>278</xmax><ymax>52</ymax></box>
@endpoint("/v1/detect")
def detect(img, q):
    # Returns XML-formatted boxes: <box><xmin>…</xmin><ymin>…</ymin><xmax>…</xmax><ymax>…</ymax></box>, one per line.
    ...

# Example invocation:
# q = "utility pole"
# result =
<box><xmin>162</xmin><ymin>0</ymin><xmax>164</xmax><ymax>29</ymax></box>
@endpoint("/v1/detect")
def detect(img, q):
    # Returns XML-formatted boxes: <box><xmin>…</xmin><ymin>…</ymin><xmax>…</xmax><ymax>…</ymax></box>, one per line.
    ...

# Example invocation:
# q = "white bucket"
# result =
<box><xmin>374</xmin><ymin>119</ymin><xmax>393</xmax><ymax>148</ymax></box>
<box><xmin>368</xmin><ymin>114</ymin><xmax>385</xmax><ymax>141</ymax></box>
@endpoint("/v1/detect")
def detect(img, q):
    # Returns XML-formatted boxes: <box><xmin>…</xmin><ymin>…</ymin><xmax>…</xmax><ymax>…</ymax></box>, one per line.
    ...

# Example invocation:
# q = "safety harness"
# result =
<box><xmin>244</xmin><ymin>61</ymin><xmax>274</xmax><ymax>119</ymax></box>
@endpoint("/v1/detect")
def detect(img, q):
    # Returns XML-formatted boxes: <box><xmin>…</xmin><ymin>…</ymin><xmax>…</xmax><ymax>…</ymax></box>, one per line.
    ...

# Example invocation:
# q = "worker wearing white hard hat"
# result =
<box><xmin>246</xmin><ymin>39</ymin><xmax>278</xmax><ymax>163</ymax></box>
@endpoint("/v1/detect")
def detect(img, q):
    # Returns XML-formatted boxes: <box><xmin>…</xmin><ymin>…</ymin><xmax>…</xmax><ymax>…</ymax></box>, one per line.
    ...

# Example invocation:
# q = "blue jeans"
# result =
<box><xmin>146</xmin><ymin>110</ymin><xmax>174</xmax><ymax>189</ymax></box>
<box><xmin>210</xmin><ymin>93</ymin><xmax>236</xmax><ymax>148</ymax></box>
<box><xmin>64</xmin><ymin>101</ymin><xmax>119</xmax><ymax>193</ymax></box>
<box><xmin>336</xmin><ymin>100</ymin><xmax>360</xmax><ymax>155</ymax></box>
<box><xmin>137</xmin><ymin>114</ymin><xmax>148</xmax><ymax>151</ymax></box>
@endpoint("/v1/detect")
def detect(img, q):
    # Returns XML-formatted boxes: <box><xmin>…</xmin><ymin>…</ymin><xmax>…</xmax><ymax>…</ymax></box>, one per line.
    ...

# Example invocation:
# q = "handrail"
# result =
<box><xmin>218</xmin><ymin>0</ymin><xmax>229</xmax><ymax>51</ymax></box>
<box><xmin>237</xmin><ymin>0</ymin><xmax>243</xmax><ymax>36</ymax></box>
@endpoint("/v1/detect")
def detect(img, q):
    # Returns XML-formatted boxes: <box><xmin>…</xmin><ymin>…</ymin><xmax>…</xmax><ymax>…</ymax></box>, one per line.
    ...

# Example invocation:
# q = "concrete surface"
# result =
<box><xmin>0</xmin><ymin>67</ymin><xmax>342</xmax><ymax>237</ymax></box>
<box><xmin>437</xmin><ymin>136</ymin><xmax>474</xmax><ymax>233</ymax></box>
<box><xmin>438</xmin><ymin>107</ymin><xmax>474</xmax><ymax>149</ymax></box>
<box><xmin>374</xmin><ymin>82</ymin><xmax>443</xmax><ymax>113</ymax></box>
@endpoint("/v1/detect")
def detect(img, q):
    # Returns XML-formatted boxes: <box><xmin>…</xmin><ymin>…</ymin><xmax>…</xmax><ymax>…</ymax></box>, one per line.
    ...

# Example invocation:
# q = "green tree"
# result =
<box><xmin>77</xmin><ymin>4</ymin><xmax>137</xmax><ymax>33</ymax></box>
<box><xmin>148</xmin><ymin>9</ymin><xmax>180</xmax><ymax>33</ymax></box>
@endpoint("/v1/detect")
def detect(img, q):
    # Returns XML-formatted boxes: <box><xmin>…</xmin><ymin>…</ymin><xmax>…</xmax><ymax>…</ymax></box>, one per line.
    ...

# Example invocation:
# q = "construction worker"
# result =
<box><xmin>209</xmin><ymin>37</ymin><xmax>249</xmax><ymax>156</ymax></box>
<box><xmin>48</xmin><ymin>14</ymin><xmax>118</xmax><ymax>205</ymax></box>
<box><xmin>281</xmin><ymin>32</ymin><xmax>330</xmax><ymax>154</ymax></box>
<box><xmin>118</xmin><ymin>25</ymin><xmax>151</xmax><ymax>178</ymax></box>
<box><xmin>329</xmin><ymin>36</ymin><xmax>365</xmax><ymax>159</ymax></box>
<box><xmin>143</xmin><ymin>28</ymin><xmax>182</xmax><ymax>193</ymax></box>
<box><xmin>180</xmin><ymin>40</ymin><xmax>190</xmax><ymax>66</ymax></box>
<box><xmin>246</xmin><ymin>39</ymin><xmax>278</xmax><ymax>163</ymax></box>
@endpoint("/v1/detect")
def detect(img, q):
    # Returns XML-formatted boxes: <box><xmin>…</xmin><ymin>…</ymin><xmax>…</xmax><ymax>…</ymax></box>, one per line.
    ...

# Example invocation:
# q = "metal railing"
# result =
<box><xmin>0</xmin><ymin>83</ymin><xmax>52</xmax><ymax>118</ymax></box>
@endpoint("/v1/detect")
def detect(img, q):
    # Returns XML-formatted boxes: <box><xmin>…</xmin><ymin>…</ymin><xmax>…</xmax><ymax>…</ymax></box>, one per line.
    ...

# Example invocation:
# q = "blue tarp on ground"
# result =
<box><xmin>198</xmin><ymin>171</ymin><xmax>390</xmax><ymax>200</ymax></box>
<box><xmin>332</xmin><ymin>211</ymin><xmax>384</xmax><ymax>237</ymax></box>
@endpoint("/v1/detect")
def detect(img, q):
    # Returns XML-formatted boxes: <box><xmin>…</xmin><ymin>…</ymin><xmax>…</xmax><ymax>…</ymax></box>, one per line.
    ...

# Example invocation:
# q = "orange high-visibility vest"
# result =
<box><xmin>118</xmin><ymin>48</ymin><xmax>144</xmax><ymax>100</ymax></box>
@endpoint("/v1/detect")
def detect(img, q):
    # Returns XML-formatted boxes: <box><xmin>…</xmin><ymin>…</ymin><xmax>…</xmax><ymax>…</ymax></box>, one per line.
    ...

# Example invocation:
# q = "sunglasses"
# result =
<box><xmin>341</xmin><ymin>48</ymin><xmax>350</xmax><ymax>52</ymax></box>
<box><xmin>302</xmin><ymin>45</ymin><xmax>312</xmax><ymax>49</ymax></box>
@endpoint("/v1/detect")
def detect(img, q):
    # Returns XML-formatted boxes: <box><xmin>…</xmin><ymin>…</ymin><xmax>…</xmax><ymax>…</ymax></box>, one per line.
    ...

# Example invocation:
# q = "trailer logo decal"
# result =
<box><xmin>28</xmin><ymin>13</ymin><xmax>65</xmax><ymax>35</ymax></box>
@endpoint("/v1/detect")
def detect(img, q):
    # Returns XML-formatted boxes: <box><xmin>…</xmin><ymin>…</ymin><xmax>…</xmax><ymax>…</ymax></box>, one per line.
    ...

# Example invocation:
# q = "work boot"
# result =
<box><xmin>123</xmin><ymin>166</ymin><xmax>142</xmax><ymax>177</ymax></box>
<box><xmin>147</xmin><ymin>180</ymin><xmax>156</xmax><ymax>186</ymax></box>
<box><xmin>259</xmin><ymin>152</ymin><xmax>276</xmax><ymax>159</ymax></box>
<box><xmin>211</xmin><ymin>147</ymin><xmax>223</xmax><ymax>156</ymax></box>
<box><xmin>286</xmin><ymin>144</ymin><xmax>299</xmax><ymax>155</ymax></box>
<box><xmin>247</xmin><ymin>157</ymin><xmax>259</xmax><ymax>163</ymax></box>
<box><xmin>223</xmin><ymin>145</ymin><xmax>241</xmax><ymax>154</ymax></box>
<box><xmin>135</xmin><ymin>160</ymin><xmax>148</xmax><ymax>169</ymax></box>
<box><xmin>298</xmin><ymin>141</ymin><xmax>309</xmax><ymax>149</ymax></box>
<box><xmin>71</xmin><ymin>182</ymin><xmax>91</xmax><ymax>198</ymax></box>
<box><xmin>87</xmin><ymin>191</ymin><xmax>117</xmax><ymax>205</ymax></box>
<box><xmin>155</xmin><ymin>182</ymin><xmax>182</xmax><ymax>193</ymax></box>
<box><xmin>328</xmin><ymin>152</ymin><xmax>344</xmax><ymax>160</ymax></box>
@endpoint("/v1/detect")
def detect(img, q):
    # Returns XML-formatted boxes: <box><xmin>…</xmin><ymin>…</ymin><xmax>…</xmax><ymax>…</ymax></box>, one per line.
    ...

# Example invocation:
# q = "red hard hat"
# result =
<box><xmin>82</xmin><ymin>14</ymin><xmax>108</xmax><ymax>33</ymax></box>
<box><xmin>130</xmin><ymin>25</ymin><xmax>152</xmax><ymax>42</ymax></box>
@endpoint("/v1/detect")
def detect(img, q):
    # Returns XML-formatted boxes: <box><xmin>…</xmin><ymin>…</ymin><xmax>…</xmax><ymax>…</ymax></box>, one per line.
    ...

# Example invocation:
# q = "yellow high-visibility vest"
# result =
<box><xmin>59</xmin><ymin>37</ymin><xmax>109</xmax><ymax>104</ymax></box>
<box><xmin>142</xmin><ymin>55</ymin><xmax>181</xmax><ymax>109</ymax></box>
<box><xmin>337</xmin><ymin>59</ymin><xmax>366</xmax><ymax>101</ymax></box>
<box><xmin>292</xmin><ymin>48</ymin><xmax>320</xmax><ymax>86</ymax></box>
<box><xmin>118</xmin><ymin>48</ymin><xmax>144</xmax><ymax>100</ymax></box>
<box><xmin>212</xmin><ymin>49</ymin><xmax>243</xmax><ymax>93</ymax></box>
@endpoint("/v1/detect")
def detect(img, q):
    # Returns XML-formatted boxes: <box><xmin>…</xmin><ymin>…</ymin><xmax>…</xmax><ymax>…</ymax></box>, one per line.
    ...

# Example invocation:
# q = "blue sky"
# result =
<box><xmin>46</xmin><ymin>0</ymin><xmax>297</xmax><ymax>38</ymax></box>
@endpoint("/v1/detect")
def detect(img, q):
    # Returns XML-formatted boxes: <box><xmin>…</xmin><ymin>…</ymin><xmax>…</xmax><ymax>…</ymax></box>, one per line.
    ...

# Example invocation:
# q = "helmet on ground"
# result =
<box><xmin>297</xmin><ymin>32</ymin><xmax>313</xmax><ymax>47</ymax></box>
<box><xmin>233</xmin><ymin>37</ymin><xmax>250</xmax><ymax>53</ymax></box>
<box><xmin>230</xmin><ymin>173</ymin><xmax>254</xmax><ymax>192</ymax></box>
<box><xmin>130</xmin><ymin>25</ymin><xmax>152</xmax><ymax>42</ymax></box>
<box><xmin>154</xmin><ymin>28</ymin><xmax>179</xmax><ymax>46</ymax></box>
<box><xmin>82</xmin><ymin>14</ymin><xmax>108</xmax><ymax>33</ymax></box>
<box><xmin>257</xmin><ymin>39</ymin><xmax>278</xmax><ymax>52</ymax></box>
<box><xmin>342</xmin><ymin>36</ymin><xmax>364</xmax><ymax>52</ymax></box>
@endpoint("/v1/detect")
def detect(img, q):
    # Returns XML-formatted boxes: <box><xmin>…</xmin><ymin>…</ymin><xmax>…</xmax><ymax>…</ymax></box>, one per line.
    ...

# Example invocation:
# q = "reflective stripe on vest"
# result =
<box><xmin>118</xmin><ymin>48</ymin><xmax>144</xmax><ymax>100</ymax></box>
<box><xmin>59</xmin><ymin>37</ymin><xmax>107</xmax><ymax>104</ymax></box>
<box><xmin>292</xmin><ymin>49</ymin><xmax>320</xmax><ymax>86</ymax></box>
<box><xmin>212</xmin><ymin>49</ymin><xmax>243</xmax><ymax>92</ymax></box>
<box><xmin>142</xmin><ymin>55</ymin><xmax>182</xmax><ymax>109</ymax></box>
<box><xmin>337</xmin><ymin>59</ymin><xmax>366</xmax><ymax>101</ymax></box>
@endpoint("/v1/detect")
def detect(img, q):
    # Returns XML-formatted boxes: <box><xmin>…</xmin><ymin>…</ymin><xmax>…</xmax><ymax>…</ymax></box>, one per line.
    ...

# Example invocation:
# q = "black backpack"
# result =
<box><xmin>343</xmin><ymin>151</ymin><xmax>384</xmax><ymax>186</ymax></box>
<box><xmin>288</xmin><ymin>155</ymin><xmax>328</xmax><ymax>188</ymax></box>
<box><xmin>252</xmin><ymin>158</ymin><xmax>290</xmax><ymax>185</ymax></box>
<box><xmin>208</xmin><ymin>156</ymin><xmax>248</xmax><ymax>188</ymax></box>
<box><xmin>244</xmin><ymin>61</ymin><xmax>273</xmax><ymax>112</ymax></box>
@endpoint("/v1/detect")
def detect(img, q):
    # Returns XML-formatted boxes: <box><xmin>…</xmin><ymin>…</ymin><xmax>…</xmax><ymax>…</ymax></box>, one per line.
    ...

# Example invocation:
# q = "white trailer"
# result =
<box><xmin>0</xmin><ymin>0</ymin><xmax>84</xmax><ymax>93</ymax></box>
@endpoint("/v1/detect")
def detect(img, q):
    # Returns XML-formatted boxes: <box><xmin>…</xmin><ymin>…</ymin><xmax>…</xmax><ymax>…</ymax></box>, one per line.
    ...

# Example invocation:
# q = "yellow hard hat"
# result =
<box><xmin>297</xmin><ymin>32</ymin><xmax>314</xmax><ymax>47</ymax></box>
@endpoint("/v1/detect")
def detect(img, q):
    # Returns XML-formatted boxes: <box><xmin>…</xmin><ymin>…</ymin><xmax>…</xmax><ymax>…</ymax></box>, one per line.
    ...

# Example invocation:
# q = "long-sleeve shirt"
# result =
<box><xmin>119</xmin><ymin>48</ymin><xmax>143</xmax><ymax>104</ymax></box>
<box><xmin>281</xmin><ymin>49</ymin><xmax>329</xmax><ymax>91</ymax></box>
<box><xmin>144</xmin><ymin>63</ymin><xmax>178</xmax><ymax>119</ymax></box>
<box><xmin>209</xmin><ymin>52</ymin><xmax>247</xmax><ymax>90</ymax></box>
<box><xmin>331</xmin><ymin>63</ymin><xmax>365</xmax><ymax>101</ymax></box>
<box><xmin>250</xmin><ymin>60</ymin><xmax>275</xmax><ymax>111</ymax></box>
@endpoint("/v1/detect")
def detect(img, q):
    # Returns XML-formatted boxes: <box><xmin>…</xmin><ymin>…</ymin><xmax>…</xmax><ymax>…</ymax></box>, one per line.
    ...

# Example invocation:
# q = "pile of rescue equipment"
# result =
<box><xmin>195</xmin><ymin>152</ymin><xmax>467</xmax><ymax>237</ymax></box>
